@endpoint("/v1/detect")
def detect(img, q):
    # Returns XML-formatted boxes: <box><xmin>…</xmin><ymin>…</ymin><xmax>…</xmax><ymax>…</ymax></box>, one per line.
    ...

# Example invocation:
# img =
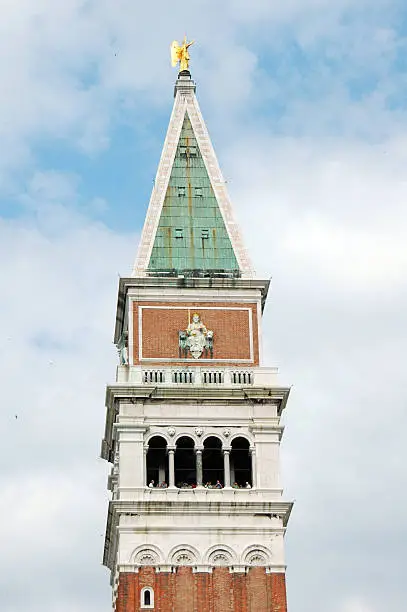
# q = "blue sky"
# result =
<box><xmin>2</xmin><ymin>1</ymin><xmax>407</xmax><ymax>232</ymax></box>
<box><xmin>1</xmin><ymin>2</ymin><xmax>407</xmax><ymax>612</ymax></box>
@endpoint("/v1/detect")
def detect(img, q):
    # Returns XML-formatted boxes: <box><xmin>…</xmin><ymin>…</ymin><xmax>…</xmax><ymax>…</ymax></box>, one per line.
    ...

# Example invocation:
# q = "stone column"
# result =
<box><xmin>196</xmin><ymin>448</ymin><xmax>203</xmax><ymax>486</ymax></box>
<box><xmin>144</xmin><ymin>446</ymin><xmax>148</xmax><ymax>487</ymax></box>
<box><xmin>250</xmin><ymin>447</ymin><xmax>256</xmax><ymax>488</ymax></box>
<box><xmin>159</xmin><ymin>463</ymin><xmax>166</xmax><ymax>484</ymax></box>
<box><xmin>223</xmin><ymin>449</ymin><xmax>231</xmax><ymax>488</ymax></box>
<box><xmin>168</xmin><ymin>448</ymin><xmax>175</xmax><ymax>488</ymax></box>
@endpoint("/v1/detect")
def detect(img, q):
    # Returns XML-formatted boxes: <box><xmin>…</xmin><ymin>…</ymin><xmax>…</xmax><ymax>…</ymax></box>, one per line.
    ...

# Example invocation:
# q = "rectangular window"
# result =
<box><xmin>175</xmin><ymin>228</ymin><xmax>184</xmax><ymax>239</ymax></box>
<box><xmin>180</xmin><ymin>145</ymin><xmax>197</xmax><ymax>157</ymax></box>
<box><xmin>201</xmin><ymin>229</ymin><xmax>209</xmax><ymax>239</ymax></box>
<box><xmin>178</xmin><ymin>186</ymin><xmax>185</xmax><ymax>197</ymax></box>
<box><xmin>195</xmin><ymin>187</ymin><xmax>203</xmax><ymax>197</ymax></box>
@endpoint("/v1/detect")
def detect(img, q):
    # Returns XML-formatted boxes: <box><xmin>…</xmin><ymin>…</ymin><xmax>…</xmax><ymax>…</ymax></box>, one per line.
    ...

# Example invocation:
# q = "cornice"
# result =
<box><xmin>114</xmin><ymin>277</ymin><xmax>270</xmax><ymax>342</ymax></box>
<box><xmin>109</xmin><ymin>499</ymin><xmax>293</xmax><ymax>526</ymax></box>
<box><xmin>105</xmin><ymin>384</ymin><xmax>290</xmax><ymax>409</ymax></box>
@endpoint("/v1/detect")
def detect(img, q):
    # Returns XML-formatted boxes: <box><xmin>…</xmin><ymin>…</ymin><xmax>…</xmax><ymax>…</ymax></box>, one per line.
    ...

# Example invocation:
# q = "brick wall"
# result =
<box><xmin>132</xmin><ymin>301</ymin><xmax>259</xmax><ymax>366</ymax></box>
<box><xmin>115</xmin><ymin>568</ymin><xmax>287</xmax><ymax>612</ymax></box>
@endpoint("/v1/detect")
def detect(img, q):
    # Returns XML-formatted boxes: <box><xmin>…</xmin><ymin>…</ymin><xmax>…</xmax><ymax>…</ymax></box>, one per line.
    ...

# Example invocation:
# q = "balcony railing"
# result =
<box><xmin>116</xmin><ymin>366</ymin><xmax>279</xmax><ymax>387</ymax></box>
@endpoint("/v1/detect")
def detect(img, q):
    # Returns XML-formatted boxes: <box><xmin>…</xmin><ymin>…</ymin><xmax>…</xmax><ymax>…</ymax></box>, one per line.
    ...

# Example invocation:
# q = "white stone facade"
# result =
<box><xmin>102</xmin><ymin>282</ymin><xmax>292</xmax><ymax>591</ymax></box>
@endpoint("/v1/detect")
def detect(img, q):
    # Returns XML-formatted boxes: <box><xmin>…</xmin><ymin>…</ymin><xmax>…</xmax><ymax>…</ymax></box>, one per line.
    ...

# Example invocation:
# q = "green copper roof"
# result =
<box><xmin>147</xmin><ymin>113</ymin><xmax>240</xmax><ymax>276</ymax></box>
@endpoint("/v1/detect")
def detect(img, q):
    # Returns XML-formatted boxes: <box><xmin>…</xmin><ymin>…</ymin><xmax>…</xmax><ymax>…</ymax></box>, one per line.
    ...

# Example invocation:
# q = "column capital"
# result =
<box><xmin>167</xmin><ymin>446</ymin><xmax>176</xmax><ymax>453</ymax></box>
<box><xmin>223</xmin><ymin>447</ymin><xmax>231</xmax><ymax>454</ymax></box>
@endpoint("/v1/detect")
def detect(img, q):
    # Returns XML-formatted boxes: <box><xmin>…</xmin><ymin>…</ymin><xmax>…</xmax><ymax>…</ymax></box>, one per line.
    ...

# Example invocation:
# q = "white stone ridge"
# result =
<box><xmin>132</xmin><ymin>76</ymin><xmax>255</xmax><ymax>279</ymax></box>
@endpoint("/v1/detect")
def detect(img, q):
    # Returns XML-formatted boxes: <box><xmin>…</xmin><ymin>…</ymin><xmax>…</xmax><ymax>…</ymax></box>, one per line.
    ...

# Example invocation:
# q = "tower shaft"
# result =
<box><xmin>101</xmin><ymin>72</ymin><xmax>292</xmax><ymax>612</ymax></box>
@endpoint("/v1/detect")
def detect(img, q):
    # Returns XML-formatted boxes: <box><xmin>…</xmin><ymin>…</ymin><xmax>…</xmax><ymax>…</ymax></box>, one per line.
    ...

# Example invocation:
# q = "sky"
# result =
<box><xmin>0</xmin><ymin>1</ymin><xmax>406</xmax><ymax>611</ymax></box>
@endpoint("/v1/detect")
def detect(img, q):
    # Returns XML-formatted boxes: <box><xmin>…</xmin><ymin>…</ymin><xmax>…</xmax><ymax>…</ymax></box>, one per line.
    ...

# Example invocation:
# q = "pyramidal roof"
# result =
<box><xmin>132</xmin><ymin>72</ymin><xmax>254</xmax><ymax>279</ymax></box>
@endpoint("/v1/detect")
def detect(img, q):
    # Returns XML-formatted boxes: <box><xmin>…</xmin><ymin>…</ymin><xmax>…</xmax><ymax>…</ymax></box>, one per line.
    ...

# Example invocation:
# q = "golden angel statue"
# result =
<box><xmin>170</xmin><ymin>36</ymin><xmax>194</xmax><ymax>72</ymax></box>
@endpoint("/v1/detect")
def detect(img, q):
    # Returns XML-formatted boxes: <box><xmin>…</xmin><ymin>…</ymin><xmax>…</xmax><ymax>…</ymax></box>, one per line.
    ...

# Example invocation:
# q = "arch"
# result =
<box><xmin>141</xmin><ymin>586</ymin><xmax>154</xmax><ymax>608</ymax></box>
<box><xmin>204</xmin><ymin>544</ymin><xmax>237</xmax><ymax>567</ymax></box>
<box><xmin>241</xmin><ymin>544</ymin><xmax>272</xmax><ymax>567</ymax></box>
<box><xmin>146</xmin><ymin>435</ymin><xmax>168</xmax><ymax>487</ymax></box>
<box><xmin>229</xmin><ymin>432</ymin><xmax>253</xmax><ymax>446</ymax></box>
<box><xmin>203</xmin><ymin>436</ymin><xmax>223</xmax><ymax>487</ymax></box>
<box><xmin>145</xmin><ymin>431</ymin><xmax>171</xmax><ymax>446</ymax></box>
<box><xmin>130</xmin><ymin>544</ymin><xmax>163</xmax><ymax>566</ymax></box>
<box><xmin>175</xmin><ymin>436</ymin><xmax>196</xmax><ymax>487</ymax></box>
<box><xmin>168</xmin><ymin>544</ymin><xmax>200</xmax><ymax>566</ymax></box>
<box><xmin>174</xmin><ymin>432</ymin><xmax>198</xmax><ymax>446</ymax></box>
<box><xmin>230</xmin><ymin>436</ymin><xmax>252</xmax><ymax>488</ymax></box>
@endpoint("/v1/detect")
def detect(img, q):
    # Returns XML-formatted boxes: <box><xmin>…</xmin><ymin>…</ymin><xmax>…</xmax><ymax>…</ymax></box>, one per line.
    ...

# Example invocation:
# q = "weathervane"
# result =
<box><xmin>170</xmin><ymin>36</ymin><xmax>195</xmax><ymax>72</ymax></box>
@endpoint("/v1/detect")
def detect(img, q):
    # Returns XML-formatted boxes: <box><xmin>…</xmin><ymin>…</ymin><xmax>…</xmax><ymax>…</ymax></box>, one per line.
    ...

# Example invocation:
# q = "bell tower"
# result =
<box><xmin>101</xmin><ymin>68</ymin><xmax>293</xmax><ymax>612</ymax></box>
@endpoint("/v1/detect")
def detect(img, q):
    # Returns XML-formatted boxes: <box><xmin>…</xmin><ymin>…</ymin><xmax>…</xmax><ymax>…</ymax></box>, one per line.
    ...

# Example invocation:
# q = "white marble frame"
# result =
<box><xmin>132</xmin><ymin>86</ymin><xmax>255</xmax><ymax>278</ymax></box>
<box><xmin>138</xmin><ymin>305</ymin><xmax>254</xmax><ymax>363</ymax></box>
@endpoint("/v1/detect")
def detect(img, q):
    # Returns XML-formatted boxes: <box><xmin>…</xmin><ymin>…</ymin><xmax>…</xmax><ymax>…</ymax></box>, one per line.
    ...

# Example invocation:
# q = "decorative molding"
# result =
<box><xmin>246</xmin><ymin>552</ymin><xmax>268</xmax><ymax>566</ymax></box>
<box><xmin>155</xmin><ymin>565</ymin><xmax>174</xmax><ymax>573</ymax></box>
<box><xmin>133</xmin><ymin>96</ymin><xmax>186</xmax><ymax>277</ymax></box>
<box><xmin>242</xmin><ymin>545</ymin><xmax>272</xmax><ymax>567</ymax></box>
<box><xmin>132</xmin><ymin>86</ymin><xmax>254</xmax><ymax>278</ymax></box>
<box><xmin>136</xmin><ymin>551</ymin><xmax>159</xmax><ymax>566</ymax></box>
<box><xmin>205</xmin><ymin>544</ymin><xmax>237</xmax><ymax>566</ymax></box>
<box><xmin>192</xmin><ymin>565</ymin><xmax>213</xmax><ymax>574</ymax></box>
<box><xmin>209</xmin><ymin>552</ymin><xmax>231</xmax><ymax>566</ymax></box>
<box><xmin>130</xmin><ymin>544</ymin><xmax>163</xmax><ymax>566</ymax></box>
<box><xmin>169</xmin><ymin>545</ymin><xmax>200</xmax><ymax>566</ymax></box>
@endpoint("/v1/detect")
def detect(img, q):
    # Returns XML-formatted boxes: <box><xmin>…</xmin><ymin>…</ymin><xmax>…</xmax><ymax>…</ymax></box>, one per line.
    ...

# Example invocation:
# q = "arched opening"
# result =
<box><xmin>175</xmin><ymin>436</ymin><xmax>196</xmax><ymax>487</ymax></box>
<box><xmin>203</xmin><ymin>436</ymin><xmax>223</xmax><ymax>487</ymax></box>
<box><xmin>141</xmin><ymin>587</ymin><xmax>154</xmax><ymax>608</ymax></box>
<box><xmin>146</xmin><ymin>436</ymin><xmax>168</xmax><ymax>487</ymax></box>
<box><xmin>230</xmin><ymin>437</ymin><xmax>251</xmax><ymax>488</ymax></box>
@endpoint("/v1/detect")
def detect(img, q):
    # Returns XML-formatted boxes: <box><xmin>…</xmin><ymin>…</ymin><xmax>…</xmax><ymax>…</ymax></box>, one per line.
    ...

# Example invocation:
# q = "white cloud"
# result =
<box><xmin>0</xmin><ymin>174</ymin><xmax>135</xmax><ymax>610</ymax></box>
<box><xmin>226</xmin><ymin>134</ymin><xmax>407</xmax><ymax>292</ymax></box>
<box><xmin>1</xmin><ymin>2</ymin><xmax>407</xmax><ymax>611</ymax></box>
<box><xmin>0</xmin><ymin>0</ymin><xmax>401</xmax><ymax>185</ymax></box>
<box><xmin>338</xmin><ymin>598</ymin><xmax>377</xmax><ymax>612</ymax></box>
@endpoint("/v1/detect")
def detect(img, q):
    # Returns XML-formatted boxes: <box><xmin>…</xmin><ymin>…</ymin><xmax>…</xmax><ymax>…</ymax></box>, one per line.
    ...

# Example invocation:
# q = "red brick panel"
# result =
<box><xmin>194</xmin><ymin>571</ymin><xmax>212</xmax><ymax>612</ymax></box>
<box><xmin>115</xmin><ymin>569</ymin><xmax>288</xmax><ymax>612</ymax></box>
<box><xmin>233</xmin><ymin>572</ymin><xmax>248</xmax><ymax>612</ymax></box>
<box><xmin>116</xmin><ymin>573</ymin><xmax>135</xmax><ymax>612</ymax></box>
<box><xmin>247</xmin><ymin>567</ymin><xmax>268</xmax><ymax>612</ymax></box>
<box><xmin>132</xmin><ymin>301</ymin><xmax>259</xmax><ymax>366</ymax></box>
<box><xmin>156</xmin><ymin>572</ymin><xmax>174</xmax><ymax>612</ymax></box>
<box><xmin>175</xmin><ymin>567</ymin><xmax>194</xmax><ymax>612</ymax></box>
<box><xmin>269</xmin><ymin>573</ymin><xmax>288</xmax><ymax>612</ymax></box>
<box><xmin>213</xmin><ymin>567</ymin><xmax>234</xmax><ymax>612</ymax></box>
